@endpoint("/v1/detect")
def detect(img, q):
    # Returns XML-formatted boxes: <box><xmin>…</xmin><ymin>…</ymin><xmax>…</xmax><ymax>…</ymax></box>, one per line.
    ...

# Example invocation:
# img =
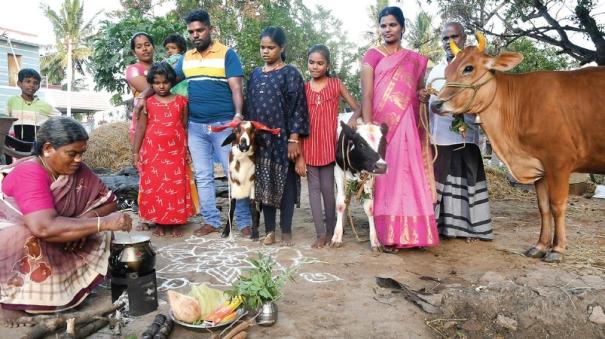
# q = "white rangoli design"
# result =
<box><xmin>155</xmin><ymin>236</ymin><xmax>341</xmax><ymax>291</ymax></box>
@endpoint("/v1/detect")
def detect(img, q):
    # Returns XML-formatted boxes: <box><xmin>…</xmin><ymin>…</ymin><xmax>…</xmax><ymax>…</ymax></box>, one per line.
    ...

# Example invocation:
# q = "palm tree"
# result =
<box><xmin>405</xmin><ymin>10</ymin><xmax>443</xmax><ymax>65</ymax></box>
<box><xmin>40</xmin><ymin>0</ymin><xmax>99</xmax><ymax>115</ymax></box>
<box><xmin>365</xmin><ymin>0</ymin><xmax>390</xmax><ymax>46</ymax></box>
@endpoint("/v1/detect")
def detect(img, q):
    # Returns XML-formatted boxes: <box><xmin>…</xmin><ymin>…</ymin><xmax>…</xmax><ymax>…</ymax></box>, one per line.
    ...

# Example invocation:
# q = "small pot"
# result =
<box><xmin>109</xmin><ymin>233</ymin><xmax>156</xmax><ymax>279</ymax></box>
<box><xmin>256</xmin><ymin>301</ymin><xmax>278</xmax><ymax>326</ymax></box>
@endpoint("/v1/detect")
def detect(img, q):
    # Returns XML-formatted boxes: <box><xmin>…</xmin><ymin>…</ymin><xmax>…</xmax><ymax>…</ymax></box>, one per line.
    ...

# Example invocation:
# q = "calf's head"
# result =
<box><xmin>431</xmin><ymin>32</ymin><xmax>523</xmax><ymax>115</ymax></box>
<box><xmin>340</xmin><ymin>121</ymin><xmax>388</xmax><ymax>174</ymax></box>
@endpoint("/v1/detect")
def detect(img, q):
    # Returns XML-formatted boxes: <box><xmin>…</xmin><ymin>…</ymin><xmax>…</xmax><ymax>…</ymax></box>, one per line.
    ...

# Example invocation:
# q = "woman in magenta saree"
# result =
<box><xmin>361</xmin><ymin>7</ymin><xmax>438</xmax><ymax>250</ymax></box>
<box><xmin>0</xmin><ymin>118</ymin><xmax>132</xmax><ymax>323</ymax></box>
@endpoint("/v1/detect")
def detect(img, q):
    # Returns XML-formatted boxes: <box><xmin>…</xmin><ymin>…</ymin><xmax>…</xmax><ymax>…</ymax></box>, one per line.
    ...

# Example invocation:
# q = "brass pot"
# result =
<box><xmin>256</xmin><ymin>301</ymin><xmax>278</xmax><ymax>326</ymax></box>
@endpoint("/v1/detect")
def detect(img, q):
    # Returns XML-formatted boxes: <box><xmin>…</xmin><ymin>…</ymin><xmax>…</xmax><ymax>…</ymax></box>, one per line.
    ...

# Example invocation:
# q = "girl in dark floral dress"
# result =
<box><xmin>245</xmin><ymin>26</ymin><xmax>309</xmax><ymax>246</ymax></box>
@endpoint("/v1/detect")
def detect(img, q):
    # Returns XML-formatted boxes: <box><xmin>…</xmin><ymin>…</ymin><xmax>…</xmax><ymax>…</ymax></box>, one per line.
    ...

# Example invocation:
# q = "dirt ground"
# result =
<box><xmin>5</xmin><ymin>179</ymin><xmax>605</xmax><ymax>339</ymax></box>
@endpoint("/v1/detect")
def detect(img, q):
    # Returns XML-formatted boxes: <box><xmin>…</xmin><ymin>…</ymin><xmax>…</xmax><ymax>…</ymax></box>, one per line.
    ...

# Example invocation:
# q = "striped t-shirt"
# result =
<box><xmin>302</xmin><ymin>78</ymin><xmax>341</xmax><ymax>166</ymax></box>
<box><xmin>175</xmin><ymin>42</ymin><xmax>243</xmax><ymax>123</ymax></box>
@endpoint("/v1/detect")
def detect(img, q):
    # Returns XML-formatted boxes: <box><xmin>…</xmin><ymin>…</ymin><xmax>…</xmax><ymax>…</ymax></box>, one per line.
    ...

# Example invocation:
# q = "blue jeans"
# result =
<box><xmin>188</xmin><ymin>120</ymin><xmax>251</xmax><ymax>229</ymax></box>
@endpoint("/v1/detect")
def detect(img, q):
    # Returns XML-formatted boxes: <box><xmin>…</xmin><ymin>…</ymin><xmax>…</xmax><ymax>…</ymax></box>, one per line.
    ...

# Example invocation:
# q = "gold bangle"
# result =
<box><xmin>287</xmin><ymin>139</ymin><xmax>299</xmax><ymax>143</ymax></box>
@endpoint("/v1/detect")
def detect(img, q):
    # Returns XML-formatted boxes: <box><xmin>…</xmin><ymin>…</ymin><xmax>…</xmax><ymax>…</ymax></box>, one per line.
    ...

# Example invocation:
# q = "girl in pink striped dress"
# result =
<box><xmin>299</xmin><ymin>45</ymin><xmax>360</xmax><ymax>248</ymax></box>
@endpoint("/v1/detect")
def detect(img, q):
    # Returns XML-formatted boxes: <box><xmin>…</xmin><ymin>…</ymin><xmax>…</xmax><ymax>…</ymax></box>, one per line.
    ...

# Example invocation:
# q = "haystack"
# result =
<box><xmin>84</xmin><ymin>122</ymin><xmax>132</xmax><ymax>171</ymax></box>
<box><xmin>485</xmin><ymin>166</ymin><xmax>533</xmax><ymax>201</ymax></box>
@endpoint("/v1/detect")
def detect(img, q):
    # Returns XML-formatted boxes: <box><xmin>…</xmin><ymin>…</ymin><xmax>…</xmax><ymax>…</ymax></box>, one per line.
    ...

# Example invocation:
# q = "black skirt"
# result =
<box><xmin>433</xmin><ymin>143</ymin><xmax>493</xmax><ymax>239</ymax></box>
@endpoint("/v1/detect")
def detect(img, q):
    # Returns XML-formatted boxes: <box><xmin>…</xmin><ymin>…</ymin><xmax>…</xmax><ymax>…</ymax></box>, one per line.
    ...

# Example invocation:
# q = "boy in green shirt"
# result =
<box><xmin>6</xmin><ymin>68</ymin><xmax>53</xmax><ymax>147</ymax></box>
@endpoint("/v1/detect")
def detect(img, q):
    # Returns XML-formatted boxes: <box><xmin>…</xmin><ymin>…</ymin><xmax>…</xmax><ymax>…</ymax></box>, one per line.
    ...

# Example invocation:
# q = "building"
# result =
<box><xmin>1</xmin><ymin>27</ymin><xmax>122</xmax><ymax>130</ymax></box>
<box><xmin>0</xmin><ymin>27</ymin><xmax>42</xmax><ymax>113</ymax></box>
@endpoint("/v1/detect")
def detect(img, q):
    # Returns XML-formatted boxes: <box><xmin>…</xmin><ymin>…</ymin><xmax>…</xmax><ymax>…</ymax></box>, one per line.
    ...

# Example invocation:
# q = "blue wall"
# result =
<box><xmin>0</xmin><ymin>39</ymin><xmax>41</xmax><ymax>115</ymax></box>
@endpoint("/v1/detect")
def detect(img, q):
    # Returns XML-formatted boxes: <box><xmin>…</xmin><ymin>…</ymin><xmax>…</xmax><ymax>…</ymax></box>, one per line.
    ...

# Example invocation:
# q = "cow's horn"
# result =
<box><xmin>475</xmin><ymin>31</ymin><xmax>486</xmax><ymax>52</ymax></box>
<box><xmin>449</xmin><ymin>39</ymin><xmax>461</xmax><ymax>57</ymax></box>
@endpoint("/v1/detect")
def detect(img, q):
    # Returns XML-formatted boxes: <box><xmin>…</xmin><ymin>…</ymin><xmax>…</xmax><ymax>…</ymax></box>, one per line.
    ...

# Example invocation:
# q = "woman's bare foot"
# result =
<box><xmin>311</xmin><ymin>234</ymin><xmax>328</xmax><ymax>248</ymax></box>
<box><xmin>1</xmin><ymin>308</ymin><xmax>33</xmax><ymax>328</ymax></box>
<box><xmin>170</xmin><ymin>227</ymin><xmax>184</xmax><ymax>238</ymax></box>
<box><xmin>281</xmin><ymin>233</ymin><xmax>294</xmax><ymax>247</ymax></box>
<box><xmin>152</xmin><ymin>227</ymin><xmax>166</xmax><ymax>237</ymax></box>
<box><xmin>136</xmin><ymin>222</ymin><xmax>151</xmax><ymax>231</ymax></box>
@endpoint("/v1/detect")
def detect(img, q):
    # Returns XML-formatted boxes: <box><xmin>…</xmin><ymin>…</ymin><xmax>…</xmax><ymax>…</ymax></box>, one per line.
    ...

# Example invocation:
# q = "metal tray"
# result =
<box><xmin>170</xmin><ymin>308</ymin><xmax>246</xmax><ymax>329</ymax></box>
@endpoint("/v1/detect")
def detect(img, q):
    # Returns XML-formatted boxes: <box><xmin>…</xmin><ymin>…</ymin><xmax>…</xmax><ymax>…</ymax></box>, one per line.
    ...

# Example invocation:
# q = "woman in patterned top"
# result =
<box><xmin>245</xmin><ymin>26</ymin><xmax>309</xmax><ymax>246</ymax></box>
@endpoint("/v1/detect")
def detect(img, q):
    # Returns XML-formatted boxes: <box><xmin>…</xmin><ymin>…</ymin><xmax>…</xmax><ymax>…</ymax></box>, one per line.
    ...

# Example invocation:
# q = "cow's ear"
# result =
<box><xmin>222</xmin><ymin>132</ymin><xmax>236</xmax><ymax>146</ymax></box>
<box><xmin>485</xmin><ymin>52</ymin><xmax>523</xmax><ymax>72</ymax></box>
<box><xmin>340</xmin><ymin>121</ymin><xmax>356</xmax><ymax>138</ymax></box>
<box><xmin>380</xmin><ymin>123</ymin><xmax>389</xmax><ymax>137</ymax></box>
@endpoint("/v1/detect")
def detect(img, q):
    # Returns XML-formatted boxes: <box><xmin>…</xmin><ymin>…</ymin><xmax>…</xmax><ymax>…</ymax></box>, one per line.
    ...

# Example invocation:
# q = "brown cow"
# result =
<box><xmin>431</xmin><ymin>33</ymin><xmax>605</xmax><ymax>262</ymax></box>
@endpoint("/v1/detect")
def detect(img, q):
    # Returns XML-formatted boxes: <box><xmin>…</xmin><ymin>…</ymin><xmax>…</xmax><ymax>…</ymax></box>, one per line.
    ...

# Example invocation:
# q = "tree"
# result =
<box><xmin>429</xmin><ymin>0</ymin><xmax>605</xmax><ymax>66</ymax></box>
<box><xmin>364</xmin><ymin>0</ymin><xmax>390</xmax><ymax>46</ymax></box>
<box><xmin>90</xmin><ymin>0</ymin><xmax>363</xmax><ymax>102</ymax></box>
<box><xmin>90</xmin><ymin>9</ymin><xmax>184</xmax><ymax>101</ymax></box>
<box><xmin>40</xmin><ymin>0</ymin><xmax>98</xmax><ymax>90</ymax></box>
<box><xmin>405</xmin><ymin>10</ymin><xmax>444</xmax><ymax>65</ymax></box>
<box><xmin>505</xmin><ymin>37</ymin><xmax>576</xmax><ymax>73</ymax></box>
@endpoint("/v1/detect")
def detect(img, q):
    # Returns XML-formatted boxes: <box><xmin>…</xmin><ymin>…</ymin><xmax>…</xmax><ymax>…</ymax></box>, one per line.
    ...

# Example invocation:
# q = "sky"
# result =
<box><xmin>0</xmin><ymin>0</ymin><xmax>432</xmax><ymax>47</ymax></box>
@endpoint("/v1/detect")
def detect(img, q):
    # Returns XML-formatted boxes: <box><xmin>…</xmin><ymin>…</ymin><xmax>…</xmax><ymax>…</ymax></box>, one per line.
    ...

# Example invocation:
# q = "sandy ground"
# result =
<box><xmin>4</xmin><ymin>179</ymin><xmax>605</xmax><ymax>339</ymax></box>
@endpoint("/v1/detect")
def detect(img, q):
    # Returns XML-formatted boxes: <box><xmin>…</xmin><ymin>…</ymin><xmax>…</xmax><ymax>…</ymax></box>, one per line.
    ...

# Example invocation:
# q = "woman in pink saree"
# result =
<box><xmin>0</xmin><ymin>117</ymin><xmax>132</xmax><ymax>325</ymax></box>
<box><xmin>360</xmin><ymin>7</ymin><xmax>438</xmax><ymax>250</ymax></box>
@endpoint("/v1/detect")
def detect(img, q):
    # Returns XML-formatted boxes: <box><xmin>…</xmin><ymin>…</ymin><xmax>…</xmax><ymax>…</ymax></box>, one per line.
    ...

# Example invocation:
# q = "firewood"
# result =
<box><xmin>21</xmin><ymin>300</ymin><xmax>124</xmax><ymax>339</ymax></box>
<box><xmin>71</xmin><ymin>319</ymin><xmax>109</xmax><ymax>339</ymax></box>
<box><xmin>222</xmin><ymin>321</ymin><xmax>252</xmax><ymax>339</ymax></box>
<box><xmin>230</xmin><ymin>331</ymin><xmax>248</xmax><ymax>339</ymax></box>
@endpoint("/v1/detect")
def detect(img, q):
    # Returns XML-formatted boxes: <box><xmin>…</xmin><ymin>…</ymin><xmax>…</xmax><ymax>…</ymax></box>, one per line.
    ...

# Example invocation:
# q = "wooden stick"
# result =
<box><xmin>21</xmin><ymin>301</ymin><xmax>124</xmax><ymax>339</ymax></box>
<box><xmin>72</xmin><ymin>319</ymin><xmax>109</xmax><ymax>339</ymax></box>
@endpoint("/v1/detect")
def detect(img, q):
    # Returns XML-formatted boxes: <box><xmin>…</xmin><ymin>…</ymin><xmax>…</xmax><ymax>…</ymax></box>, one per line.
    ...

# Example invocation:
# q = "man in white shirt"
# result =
<box><xmin>425</xmin><ymin>22</ymin><xmax>492</xmax><ymax>241</ymax></box>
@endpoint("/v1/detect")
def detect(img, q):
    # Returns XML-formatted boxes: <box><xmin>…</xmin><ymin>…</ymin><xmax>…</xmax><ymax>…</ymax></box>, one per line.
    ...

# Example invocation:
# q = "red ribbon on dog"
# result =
<box><xmin>209</xmin><ymin>120</ymin><xmax>281</xmax><ymax>135</ymax></box>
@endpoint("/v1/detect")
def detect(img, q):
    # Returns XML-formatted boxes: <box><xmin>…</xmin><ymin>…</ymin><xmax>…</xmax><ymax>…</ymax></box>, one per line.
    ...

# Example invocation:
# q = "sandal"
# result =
<box><xmin>263</xmin><ymin>232</ymin><xmax>276</xmax><ymax>245</ymax></box>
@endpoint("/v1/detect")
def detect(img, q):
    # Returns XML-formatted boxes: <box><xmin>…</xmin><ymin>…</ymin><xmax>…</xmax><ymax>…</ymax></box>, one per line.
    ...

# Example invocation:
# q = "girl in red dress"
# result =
<box><xmin>299</xmin><ymin>45</ymin><xmax>360</xmax><ymax>248</ymax></box>
<box><xmin>133</xmin><ymin>62</ymin><xmax>194</xmax><ymax>237</ymax></box>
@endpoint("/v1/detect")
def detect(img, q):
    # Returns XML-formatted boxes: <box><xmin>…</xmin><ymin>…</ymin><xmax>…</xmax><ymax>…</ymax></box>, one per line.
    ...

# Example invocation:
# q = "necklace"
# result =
<box><xmin>382</xmin><ymin>44</ymin><xmax>402</xmax><ymax>56</ymax></box>
<box><xmin>38</xmin><ymin>156</ymin><xmax>57</xmax><ymax>182</ymax></box>
<box><xmin>263</xmin><ymin>61</ymin><xmax>285</xmax><ymax>73</ymax></box>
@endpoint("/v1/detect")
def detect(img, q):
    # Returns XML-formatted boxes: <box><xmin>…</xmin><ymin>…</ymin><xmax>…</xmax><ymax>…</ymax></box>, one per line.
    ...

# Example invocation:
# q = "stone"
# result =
<box><xmin>495</xmin><ymin>314</ymin><xmax>518</xmax><ymax>331</ymax></box>
<box><xmin>589</xmin><ymin>306</ymin><xmax>605</xmax><ymax>325</ymax></box>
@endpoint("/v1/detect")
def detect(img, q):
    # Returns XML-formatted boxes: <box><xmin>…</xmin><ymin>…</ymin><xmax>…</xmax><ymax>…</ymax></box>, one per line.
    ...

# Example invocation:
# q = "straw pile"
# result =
<box><xmin>84</xmin><ymin>122</ymin><xmax>132</xmax><ymax>171</ymax></box>
<box><xmin>485</xmin><ymin>166</ymin><xmax>533</xmax><ymax>201</ymax></box>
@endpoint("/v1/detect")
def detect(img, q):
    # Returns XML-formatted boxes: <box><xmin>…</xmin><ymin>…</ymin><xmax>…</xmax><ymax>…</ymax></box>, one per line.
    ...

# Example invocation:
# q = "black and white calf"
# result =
<box><xmin>210</xmin><ymin>120</ymin><xmax>280</xmax><ymax>240</ymax></box>
<box><xmin>331</xmin><ymin>121</ymin><xmax>388</xmax><ymax>251</ymax></box>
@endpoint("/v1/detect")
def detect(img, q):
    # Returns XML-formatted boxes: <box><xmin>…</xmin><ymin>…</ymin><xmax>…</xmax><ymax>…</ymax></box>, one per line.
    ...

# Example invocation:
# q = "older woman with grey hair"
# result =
<box><xmin>0</xmin><ymin>117</ymin><xmax>132</xmax><ymax>326</ymax></box>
